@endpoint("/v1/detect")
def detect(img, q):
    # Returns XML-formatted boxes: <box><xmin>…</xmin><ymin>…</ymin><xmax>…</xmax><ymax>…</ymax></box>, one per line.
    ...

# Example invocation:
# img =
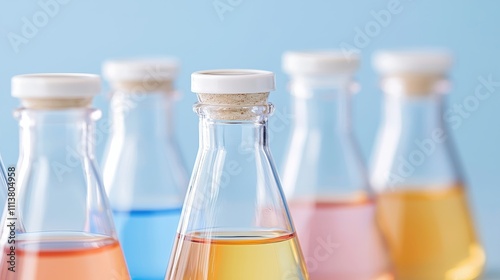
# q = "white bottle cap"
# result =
<box><xmin>373</xmin><ymin>50</ymin><xmax>453</xmax><ymax>76</ymax></box>
<box><xmin>191</xmin><ymin>69</ymin><xmax>275</xmax><ymax>94</ymax></box>
<box><xmin>282</xmin><ymin>50</ymin><xmax>360</xmax><ymax>76</ymax></box>
<box><xmin>12</xmin><ymin>73</ymin><xmax>101</xmax><ymax>99</ymax></box>
<box><xmin>103</xmin><ymin>58</ymin><xmax>179</xmax><ymax>83</ymax></box>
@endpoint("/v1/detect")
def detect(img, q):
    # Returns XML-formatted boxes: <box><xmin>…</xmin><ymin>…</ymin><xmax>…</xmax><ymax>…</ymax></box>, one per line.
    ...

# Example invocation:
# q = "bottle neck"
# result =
<box><xmin>14</xmin><ymin>107</ymin><xmax>118</xmax><ymax>236</ymax></box>
<box><xmin>179</xmin><ymin>104</ymin><xmax>289</xmax><ymax>233</ymax></box>
<box><xmin>380</xmin><ymin>92</ymin><xmax>445</xmax><ymax>139</ymax></box>
<box><xmin>282</xmin><ymin>76</ymin><xmax>368</xmax><ymax>197</ymax></box>
<box><xmin>109</xmin><ymin>90</ymin><xmax>175</xmax><ymax>140</ymax></box>
<box><xmin>200</xmin><ymin>119</ymin><xmax>268</xmax><ymax>150</ymax></box>
<box><xmin>197</xmin><ymin>105</ymin><xmax>271</xmax><ymax>151</ymax></box>
<box><xmin>17</xmin><ymin>108</ymin><xmax>99</xmax><ymax>180</ymax></box>
<box><xmin>289</xmin><ymin>77</ymin><xmax>354</xmax><ymax>133</ymax></box>
<box><xmin>378</xmin><ymin>74</ymin><xmax>451</xmax><ymax>145</ymax></box>
<box><xmin>371</xmin><ymin>80</ymin><xmax>460</xmax><ymax>189</ymax></box>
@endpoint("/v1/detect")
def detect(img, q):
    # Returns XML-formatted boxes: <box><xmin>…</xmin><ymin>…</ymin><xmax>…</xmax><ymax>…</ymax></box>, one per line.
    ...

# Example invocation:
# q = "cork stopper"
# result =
<box><xmin>373</xmin><ymin>50</ymin><xmax>452</xmax><ymax>97</ymax></box>
<box><xmin>192</xmin><ymin>69</ymin><xmax>275</xmax><ymax>120</ymax></box>
<box><xmin>381</xmin><ymin>74</ymin><xmax>449</xmax><ymax>97</ymax></box>
<box><xmin>21</xmin><ymin>98</ymin><xmax>93</xmax><ymax>109</ymax></box>
<box><xmin>197</xmin><ymin>92</ymin><xmax>269</xmax><ymax>106</ymax></box>
<box><xmin>196</xmin><ymin>93</ymin><xmax>270</xmax><ymax>120</ymax></box>
<box><xmin>11</xmin><ymin>74</ymin><xmax>100</xmax><ymax>109</ymax></box>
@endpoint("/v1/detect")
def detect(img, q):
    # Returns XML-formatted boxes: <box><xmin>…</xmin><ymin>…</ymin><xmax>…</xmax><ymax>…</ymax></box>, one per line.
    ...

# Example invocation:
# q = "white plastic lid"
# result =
<box><xmin>102</xmin><ymin>58</ymin><xmax>179</xmax><ymax>83</ymax></box>
<box><xmin>373</xmin><ymin>50</ymin><xmax>453</xmax><ymax>75</ymax></box>
<box><xmin>282</xmin><ymin>50</ymin><xmax>360</xmax><ymax>76</ymax></box>
<box><xmin>191</xmin><ymin>69</ymin><xmax>275</xmax><ymax>94</ymax></box>
<box><xmin>12</xmin><ymin>73</ymin><xmax>101</xmax><ymax>99</ymax></box>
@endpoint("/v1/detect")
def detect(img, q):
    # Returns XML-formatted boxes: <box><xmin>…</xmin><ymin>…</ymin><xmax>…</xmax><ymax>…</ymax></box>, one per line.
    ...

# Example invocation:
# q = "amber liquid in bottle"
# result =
<box><xmin>167</xmin><ymin>231</ymin><xmax>306</xmax><ymax>280</ymax></box>
<box><xmin>377</xmin><ymin>183</ymin><xmax>484</xmax><ymax>280</ymax></box>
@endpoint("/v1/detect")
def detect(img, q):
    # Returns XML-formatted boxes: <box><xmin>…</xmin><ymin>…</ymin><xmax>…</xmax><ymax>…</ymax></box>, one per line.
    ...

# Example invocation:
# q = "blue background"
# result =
<box><xmin>1</xmin><ymin>0</ymin><xmax>499</xmax><ymax>274</ymax></box>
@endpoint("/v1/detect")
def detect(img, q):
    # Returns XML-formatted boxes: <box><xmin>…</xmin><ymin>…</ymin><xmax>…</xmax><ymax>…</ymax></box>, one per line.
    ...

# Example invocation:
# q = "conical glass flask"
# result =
<box><xmin>166</xmin><ymin>69</ymin><xmax>309</xmax><ymax>280</ymax></box>
<box><xmin>0</xmin><ymin>157</ymin><xmax>6</xmax><ymax>207</ymax></box>
<box><xmin>0</xmin><ymin>74</ymin><xmax>130</xmax><ymax>280</ymax></box>
<box><xmin>371</xmin><ymin>50</ymin><xmax>485</xmax><ymax>279</ymax></box>
<box><xmin>102</xmin><ymin>58</ymin><xmax>188</xmax><ymax>279</ymax></box>
<box><xmin>281</xmin><ymin>51</ymin><xmax>393</xmax><ymax>280</ymax></box>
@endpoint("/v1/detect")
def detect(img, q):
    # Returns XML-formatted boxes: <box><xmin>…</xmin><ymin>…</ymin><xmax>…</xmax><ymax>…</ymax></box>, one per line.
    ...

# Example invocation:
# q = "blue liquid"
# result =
<box><xmin>113</xmin><ymin>208</ymin><xmax>182</xmax><ymax>280</ymax></box>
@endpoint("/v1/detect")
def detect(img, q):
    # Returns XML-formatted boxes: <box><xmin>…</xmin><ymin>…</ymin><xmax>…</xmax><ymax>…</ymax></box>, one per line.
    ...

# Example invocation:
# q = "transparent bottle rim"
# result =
<box><xmin>14</xmin><ymin>107</ymin><xmax>102</xmax><ymax>124</ymax></box>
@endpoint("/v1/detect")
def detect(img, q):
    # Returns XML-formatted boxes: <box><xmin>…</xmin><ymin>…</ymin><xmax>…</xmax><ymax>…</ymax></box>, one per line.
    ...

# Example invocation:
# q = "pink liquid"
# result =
<box><xmin>289</xmin><ymin>197</ymin><xmax>393</xmax><ymax>280</ymax></box>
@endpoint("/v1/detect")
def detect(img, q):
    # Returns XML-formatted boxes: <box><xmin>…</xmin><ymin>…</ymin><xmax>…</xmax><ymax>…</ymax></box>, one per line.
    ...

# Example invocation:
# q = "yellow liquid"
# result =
<box><xmin>377</xmin><ymin>184</ymin><xmax>485</xmax><ymax>280</ymax></box>
<box><xmin>166</xmin><ymin>231</ymin><xmax>308</xmax><ymax>280</ymax></box>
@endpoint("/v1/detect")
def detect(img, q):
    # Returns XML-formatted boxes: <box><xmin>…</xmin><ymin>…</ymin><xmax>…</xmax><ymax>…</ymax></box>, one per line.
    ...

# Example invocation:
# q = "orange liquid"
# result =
<box><xmin>377</xmin><ymin>184</ymin><xmax>485</xmax><ymax>280</ymax></box>
<box><xmin>166</xmin><ymin>231</ymin><xmax>308</xmax><ymax>280</ymax></box>
<box><xmin>0</xmin><ymin>234</ymin><xmax>130</xmax><ymax>280</ymax></box>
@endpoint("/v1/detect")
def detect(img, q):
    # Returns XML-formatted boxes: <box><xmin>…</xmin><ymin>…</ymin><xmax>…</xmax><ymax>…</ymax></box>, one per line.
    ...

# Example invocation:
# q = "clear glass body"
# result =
<box><xmin>282</xmin><ymin>76</ymin><xmax>393</xmax><ymax>280</ymax></box>
<box><xmin>0</xmin><ymin>107</ymin><xmax>129</xmax><ymax>280</ymax></box>
<box><xmin>166</xmin><ymin>100</ymin><xmax>309</xmax><ymax>280</ymax></box>
<box><xmin>371</xmin><ymin>78</ymin><xmax>485</xmax><ymax>280</ymax></box>
<box><xmin>0</xmin><ymin>157</ymin><xmax>7</xmax><ymax>207</ymax></box>
<box><xmin>102</xmin><ymin>90</ymin><xmax>188</xmax><ymax>280</ymax></box>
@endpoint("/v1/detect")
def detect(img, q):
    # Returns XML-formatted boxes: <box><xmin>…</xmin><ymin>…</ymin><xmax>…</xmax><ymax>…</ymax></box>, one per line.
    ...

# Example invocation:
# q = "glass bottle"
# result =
<box><xmin>371</xmin><ymin>50</ymin><xmax>485</xmax><ymax>279</ymax></box>
<box><xmin>281</xmin><ymin>51</ymin><xmax>393</xmax><ymax>280</ymax></box>
<box><xmin>166</xmin><ymin>69</ymin><xmax>309</xmax><ymax>280</ymax></box>
<box><xmin>0</xmin><ymin>157</ymin><xmax>6</xmax><ymax>207</ymax></box>
<box><xmin>0</xmin><ymin>157</ymin><xmax>8</xmax><ymax>253</ymax></box>
<box><xmin>0</xmin><ymin>74</ymin><xmax>130</xmax><ymax>280</ymax></box>
<box><xmin>102</xmin><ymin>58</ymin><xmax>188</xmax><ymax>280</ymax></box>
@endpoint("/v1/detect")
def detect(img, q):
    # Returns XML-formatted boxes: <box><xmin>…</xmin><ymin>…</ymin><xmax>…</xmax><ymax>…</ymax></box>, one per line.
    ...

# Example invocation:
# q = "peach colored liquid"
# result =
<box><xmin>289</xmin><ymin>196</ymin><xmax>393</xmax><ymax>280</ymax></box>
<box><xmin>0</xmin><ymin>233</ymin><xmax>130</xmax><ymax>280</ymax></box>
